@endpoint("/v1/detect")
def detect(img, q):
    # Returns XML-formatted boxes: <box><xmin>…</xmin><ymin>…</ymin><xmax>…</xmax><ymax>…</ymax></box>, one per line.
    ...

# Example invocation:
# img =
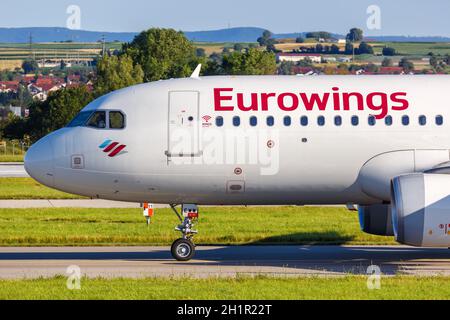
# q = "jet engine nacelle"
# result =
<box><xmin>358</xmin><ymin>204</ymin><xmax>394</xmax><ymax>236</ymax></box>
<box><xmin>391</xmin><ymin>173</ymin><xmax>450</xmax><ymax>247</ymax></box>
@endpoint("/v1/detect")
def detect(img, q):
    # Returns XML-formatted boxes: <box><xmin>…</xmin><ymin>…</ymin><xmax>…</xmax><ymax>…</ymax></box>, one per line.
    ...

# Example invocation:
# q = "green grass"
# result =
<box><xmin>0</xmin><ymin>155</ymin><xmax>24</xmax><ymax>162</ymax></box>
<box><xmin>0</xmin><ymin>178</ymin><xmax>83</xmax><ymax>200</ymax></box>
<box><xmin>0</xmin><ymin>206</ymin><xmax>396</xmax><ymax>246</ymax></box>
<box><xmin>0</xmin><ymin>276</ymin><xmax>449</xmax><ymax>300</ymax></box>
<box><xmin>371</xmin><ymin>41</ymin><xmax>450</xmax><ymax>56</ymax></box>
<box><xmin>0</xmin><ymin>42</ymin><xmax>122</xmax><ymax>61</ymax></box>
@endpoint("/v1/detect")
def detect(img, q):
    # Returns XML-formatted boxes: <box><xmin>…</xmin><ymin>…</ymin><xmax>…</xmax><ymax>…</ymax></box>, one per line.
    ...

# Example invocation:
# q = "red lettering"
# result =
<box><xmin>367</xmin><ymin>92</ymin><xmax>388</xmax><ymax>119</ymax></box>
<box><xmin>237</xmin><ymin>93</ymin><xmax>259</xmax><ymax>111</ymax></box>
<box><xmin>391</xmin><ymin>92</ymin><xmax>409</xmax><ymax>111</ymax></box>
<box><xmin>343</xmin><ymin>92</ymin><xmax>364</xmax><ymax>111</ymax></box>
<box><xmin>332</xmin><ymin>87</ymin><xmax>341</xmax><ymax>111</ymax></box>
<box><xmin>300</xmin><ymin>93</ymin><xmax>330</xmax><ymax>111</ymax></box>
<box><xmin>277</xmin><ymin>93</ymin><xmax>299</xmax><ymax>111</ymax></box>
<box><xmin>212</xmin><ymin>88</ymin><xmax>409</xmax><ymax>119</ymax></box>
<box><xmin>214</xmin><ymin>88</ymin><xmax>234</xmax><ymax>111</ymax></box>
<box><xmin>261</xmin><ymin>93</ymin><xmax>276</xmax><ymax>111</ymax></box>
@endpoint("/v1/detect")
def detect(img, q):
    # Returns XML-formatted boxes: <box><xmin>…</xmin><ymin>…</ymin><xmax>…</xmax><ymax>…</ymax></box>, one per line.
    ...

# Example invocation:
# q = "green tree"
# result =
<box><xmin>124</xmin><ymin>28</ymin><xmax>197</xmax><ymax>82</ymax></box>
<box><xmin>222</xmin><ymin>48</ymin><xmax>276</xmax><ymax>75</ymax></box>
<box><xmin>306</xmin><ymin>32</ymin><xmax>331</xmax><ymax>40</ymax></box>
<box><xmin>95</xmin><ymin>54</ymin><xmax>144</xmax><ymax>96</ymax></box>
<box><xmin>22</xmin><ymin>59</ymin><xmax>38</xmax><ymax>74</ymax></box>
<box><xmin>295</xmin><ymin>37</ymin><xmax>305</xmax><ymax>43</ymax></box>
<box><xmin>364</xmin><ymin>63</ymin><xmax>379</xmax><ymax>73</ymax></box>
<box><xmin>357</xmin><ymin>42</ymin><xmax>374</xmax><ymax>54</ymax></box>
<box><xmin>257</xmin><ymin>30</ymin><xmax>273</xmax><ymax>46</ymax></box>
<box><xmin>233</xmin><ymin>43</ymin><xmax>244</xmax><ymax>52</ymax></box>
<box><xmin>1</xmin><ymin>114</ymin><xmax>27</xmax><ymax>141</ymax></box>
<box><xmin>195</xmin><ymin>48</ymin><xmax>206</xmax><ymax>57</ymax></box>
<box><xmin>25</xmin><ymin>86</ymin><xmax>94</xmax><ymax>141</ymax></box>
<box><xmin>330</xmin><ymin>44</ymin><xmax>340</xmax><ymax>54</ymax></box>
<box><xmin>382</xmin><ymin>47</ymin><xmax>396</xmax><ymax>56</ymax></box>
<box><xmin>346</xmin><ymin>28</ymin><xmax>364</xmax><ymax>42</ymax></box>
<box><xmin>399</xmin><ymin>58</ymin><xmax>414</xmax><ymax>73</ymax></box>
<box><xmin>430</xmin><ymin>55</ymin><xmax>439</xmax><ymax>68</ymax></box>
<box><xmin>278</xmin><ymin>61</ymin><xmax>295</xmax><ymax>75</ymax></box>
<box><xmin>345</xmin><ymin>42</ymin><xmax>354</xmax><ymax>55</ymax></box>
<box><xmin>443</xmin><ymin>54</ymin><xmax>450</xmax><ymax>65</ymax></box>
<box><xmin>382</xmin><ymin>58</ymin><xmax>393</xmax><ymax>67</ymax></box>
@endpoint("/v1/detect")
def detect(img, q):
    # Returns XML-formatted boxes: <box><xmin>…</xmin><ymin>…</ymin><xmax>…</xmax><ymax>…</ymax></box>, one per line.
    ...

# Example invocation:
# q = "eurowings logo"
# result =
<box><xmin>99</xmin><ymin>140</ymin><xmax>127</xmax><ymax>158</ymax></box>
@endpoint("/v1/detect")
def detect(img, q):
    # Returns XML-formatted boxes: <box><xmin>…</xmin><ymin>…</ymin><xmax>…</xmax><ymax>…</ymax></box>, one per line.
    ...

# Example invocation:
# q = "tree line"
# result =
<box><xmin>1</xmin><ymin>28</ymin><xmax>277</xmax><ymax>142</ymax></box>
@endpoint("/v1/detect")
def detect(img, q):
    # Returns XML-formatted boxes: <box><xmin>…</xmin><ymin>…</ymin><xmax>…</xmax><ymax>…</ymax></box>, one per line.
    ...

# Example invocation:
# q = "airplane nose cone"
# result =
<box><xmin>25</xmin><ymin>135</ymin><xmax>55</xmax><ymax>188</ymax></box>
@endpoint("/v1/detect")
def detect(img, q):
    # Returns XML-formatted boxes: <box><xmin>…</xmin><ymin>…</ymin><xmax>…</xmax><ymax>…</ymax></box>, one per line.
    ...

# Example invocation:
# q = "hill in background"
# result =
<box><xmin>1</xmin><ymin>26</ymin><xmax>450</xmax><ymax>43</ymax></box>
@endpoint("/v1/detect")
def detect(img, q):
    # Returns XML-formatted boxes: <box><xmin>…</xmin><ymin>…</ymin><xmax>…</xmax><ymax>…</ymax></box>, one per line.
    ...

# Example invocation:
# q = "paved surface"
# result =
<box><xmin>0</xmin><ymin>246</ymin><xmax>449</xmax><ymax>279</ymax></box>
<box><xmin>0</xmin><ymin>163</ymin><xmax>28</xmax><ymax>177</ymax></box>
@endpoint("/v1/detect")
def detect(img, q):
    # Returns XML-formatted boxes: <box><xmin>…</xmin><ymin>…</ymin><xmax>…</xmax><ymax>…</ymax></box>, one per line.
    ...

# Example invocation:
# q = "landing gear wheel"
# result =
<box><xmin>171</xmin><ymin>238</ymin><xmax>195</xmax><ymax>261</ymax></box>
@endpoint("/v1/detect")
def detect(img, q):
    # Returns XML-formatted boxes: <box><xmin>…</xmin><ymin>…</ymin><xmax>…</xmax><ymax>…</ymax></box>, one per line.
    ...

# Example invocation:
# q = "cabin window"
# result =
<box><xmin>418</xmin><ymin>115</ymin><xmax>427</xmax><ymax>126</ymax></box>
<box><xmin>250</xmin><ymin>116</ymin><xmax>258</xmax><ymax>127</ymax></box>
<box><xmin>385</xmin><ymin>116</ymin><xmax>393</xmax><ymax>126</ymax></box>
<box><xmin>436</xmin><ymin>115</ymin><xmax>444</xmax><ymax>126</ymax></box>
<box><xmin>351</xmin><ymin>116</ymin><xmax>359</xmax><ymax>126</ymax></box>
<box><xmin>109</xmin><ymin>111</ymin><xmax>125</xmax><ymax>129</ymax></box>
<box><xmin>86</xmin><ymin>111</ymin><xmax>107</xmax><ymax>129</ymax></box>
<box><xmin>317</xmin><ymin>116</ymin><xmax>325</xmax><ymax>126</ymax></box>
<box><xmin>334</xmin><ymin>116</ymin><xmax>342</xmax><ymax>126</ymax></box>
<box><xmin>67</xmin><ymin>111</ymin><xmax>93</xmax><ymax>127</ymax></box>
<box><xmin>368</xmin><ymin>116</ymin><xmax>376</xmax><ymax>126</ymax></box>
<box><xmin>267</xmin><ymin>116</ymin><xmax>275</xmax><ymax>127</ymax></box>
<box><xmin>402</xmin><ymin>115</ymin><xmax>410</xmax><ymax>126</ymax></box>
<box><xmin>283</xmin><ymin>116</ymin><xmax>291</xmax><ymax>126</ymax></box>
<box><xmin>300</xmin><ymin>116</ymin><xmax>308</xmax><ymax>126</ymax></box>
<box><xmin>233</xmin><ymin>116</ymin><xmax>241</xmax><ymax>127</ymax></box>
<box><xmin>216</xmin><ymin>116</ymin><xmax>224</xmax><ymax>127</ymax></box>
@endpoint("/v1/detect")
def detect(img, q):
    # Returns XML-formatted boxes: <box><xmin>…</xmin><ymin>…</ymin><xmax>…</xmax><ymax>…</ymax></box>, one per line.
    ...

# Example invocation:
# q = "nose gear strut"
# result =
<box><xmin>170</xmin><ymin>204</ymin><xmax>199</xmax><ymax>261</ymax></box>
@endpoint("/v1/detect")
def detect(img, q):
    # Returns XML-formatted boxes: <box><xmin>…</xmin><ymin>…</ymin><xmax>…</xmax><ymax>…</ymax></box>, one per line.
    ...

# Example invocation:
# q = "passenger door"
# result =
<box><xmin>167</xmin><ymin>91</ymin><xmax>201</xmax><ymax>157</ymax></box>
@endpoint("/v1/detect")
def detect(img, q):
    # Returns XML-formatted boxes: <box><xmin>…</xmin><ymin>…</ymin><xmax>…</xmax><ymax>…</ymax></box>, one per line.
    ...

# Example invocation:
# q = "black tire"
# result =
<box><xmin>171</xmin><ymin>238</ymin><xmax>195</xmax><ymax>261</ymax></box>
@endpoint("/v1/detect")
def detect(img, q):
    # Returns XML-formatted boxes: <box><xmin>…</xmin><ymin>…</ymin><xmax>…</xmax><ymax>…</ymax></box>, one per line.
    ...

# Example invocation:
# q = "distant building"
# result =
<box><xmin>322</xmin><ymin>57</ymin><xmax>337</xmax><ymax>63</ymax></box>
<box><xmin>8</xmin><ymin>106</ymin><xmax>21</xmax><ymax>117</ymax></box>
<box><xmin>0</xmin><ymin>81</ymin><xmax>19</xmax><ymax>93</ymax></box>
<box><xmin>332</xmin><ymin>39</ymin><xmax>347</xmax><ymax>44</ymax></box>
<box><xmin>277</xmin><ymin>53</ymin><xmax>322</xmax><ymax>63</ymax></box>
<box><xmin>337</xmin><ymin>57</ymin><xmax>352</xmax><ymax>63</ymax></box>
<box><xmin>379</xmin><ymin>67</ymin><xmax>404</xmax><ymax>75</ymax></box>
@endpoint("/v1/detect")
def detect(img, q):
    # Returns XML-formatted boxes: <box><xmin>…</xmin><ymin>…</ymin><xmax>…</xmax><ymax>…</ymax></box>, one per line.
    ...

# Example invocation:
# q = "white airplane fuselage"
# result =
<box><xmin>25</xmin><ymin>75</ymin><xmax>450</xmax><ymax>206</ymax></box>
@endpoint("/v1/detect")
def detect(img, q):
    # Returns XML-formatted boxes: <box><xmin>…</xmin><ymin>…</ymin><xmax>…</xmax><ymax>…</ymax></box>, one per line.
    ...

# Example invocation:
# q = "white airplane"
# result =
<box><xmin>25</xmin><ymin>67</ymin><xmax>450</xmax><ymax>261</ymax></box>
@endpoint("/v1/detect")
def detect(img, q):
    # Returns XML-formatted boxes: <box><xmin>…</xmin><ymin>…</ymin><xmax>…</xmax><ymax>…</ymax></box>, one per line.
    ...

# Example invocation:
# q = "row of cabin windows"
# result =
<box><xmin>215</xmin><ymin>115</ymin><xmax>444</xmax><ymax>127</ymax></box>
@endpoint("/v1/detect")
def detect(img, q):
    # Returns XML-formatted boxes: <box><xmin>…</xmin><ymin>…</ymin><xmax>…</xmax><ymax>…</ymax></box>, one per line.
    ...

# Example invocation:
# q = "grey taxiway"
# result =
<box><xmin>0</xmin><ymin>245</ymin><xmax>449</xmax><ymax>279</ymax></box>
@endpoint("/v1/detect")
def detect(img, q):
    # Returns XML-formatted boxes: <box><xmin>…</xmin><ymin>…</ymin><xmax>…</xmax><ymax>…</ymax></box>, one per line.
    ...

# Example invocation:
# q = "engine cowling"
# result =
<box><xmin>391</xmin><ymin>173</ymin><xmax>450</xmax><ymax>247</ymax></box>
<box><xmin>358</xmin><ymin>204</ymin><xmax>394</xmax><ymax>236</ymax></box>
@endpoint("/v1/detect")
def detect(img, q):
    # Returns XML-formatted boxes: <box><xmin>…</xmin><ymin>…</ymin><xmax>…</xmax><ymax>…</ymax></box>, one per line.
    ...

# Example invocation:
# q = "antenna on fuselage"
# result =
<box><xmin>190</xmin><ymin>64</ymin><xmax>202</xmax><ymax>79</ymax></box>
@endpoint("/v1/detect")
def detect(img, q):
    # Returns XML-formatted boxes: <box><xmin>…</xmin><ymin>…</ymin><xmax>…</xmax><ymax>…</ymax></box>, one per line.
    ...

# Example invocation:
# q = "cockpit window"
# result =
<box><xmin>109</xmin><ymin>111</ymin><xmax>125</xmax><ymax>129</ymax></box>
<box><xmin>67</xmin><ymin>111</ymin><xmax>93</xmax><ymax>127</ymax></box>
<box><xmin>87</xmin><ymin>111</ymin><xmax>107</xmax><ymax>129</ymax></box>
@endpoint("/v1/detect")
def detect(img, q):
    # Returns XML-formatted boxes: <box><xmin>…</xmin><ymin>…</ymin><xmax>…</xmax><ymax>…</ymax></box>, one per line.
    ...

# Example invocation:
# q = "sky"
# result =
<box><xmin>1</xmin><ymin>0</ymin><xmax>450</xmax><ymax>36</ymax></box>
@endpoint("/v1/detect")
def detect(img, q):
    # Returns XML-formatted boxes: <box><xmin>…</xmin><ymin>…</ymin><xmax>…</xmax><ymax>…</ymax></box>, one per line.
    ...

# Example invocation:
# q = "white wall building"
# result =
<box><xmin>277</xmin><ymin>53</ymin><xmax>322</xmax><ymax>63</ymax></box>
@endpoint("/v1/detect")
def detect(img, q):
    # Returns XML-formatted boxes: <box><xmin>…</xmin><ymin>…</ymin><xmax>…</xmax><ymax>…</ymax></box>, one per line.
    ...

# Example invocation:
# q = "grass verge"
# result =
<box><xmin>0</xmin><ymin>276</ymin><xmax>449</xmax><ymax>300</ymax></box>
<box><xmin>0</xmin><ymin>155</ymin><xmax>24</xmax><ymax>162</ymax></box>
<box><xmin>0</xmin><ymin>178</ymin><xmax>83</xmax><ymax>199</ymax></box>
<box><xmin>0</xmin><ymin>206</ymin><xmax>396</xmax><ymax>246</ymax></box>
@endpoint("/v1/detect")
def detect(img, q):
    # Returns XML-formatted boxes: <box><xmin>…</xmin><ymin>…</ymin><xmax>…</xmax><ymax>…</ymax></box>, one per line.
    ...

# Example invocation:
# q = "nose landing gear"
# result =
<box><xmin>170</xmin><ymin>204</ymin><xmax>199</xmax><ymax>261</ymax></box>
